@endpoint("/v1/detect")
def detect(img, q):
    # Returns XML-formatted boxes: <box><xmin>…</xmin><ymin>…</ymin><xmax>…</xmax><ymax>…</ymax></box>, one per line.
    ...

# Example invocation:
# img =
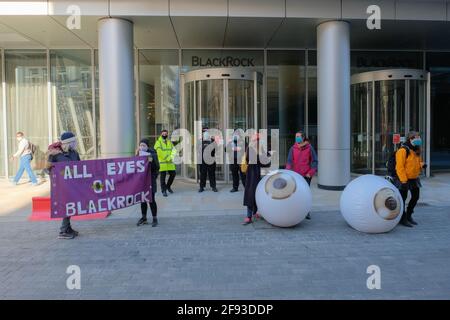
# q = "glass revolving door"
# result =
<box><xmin>181</xmin><ymin>68</ymin><xmax>263</xmax><ymax>183</ymax></box>
<box><xmin>351</xmin><ymin>69</ymin><xmax>429</xmax><ymax>175</ymax></box>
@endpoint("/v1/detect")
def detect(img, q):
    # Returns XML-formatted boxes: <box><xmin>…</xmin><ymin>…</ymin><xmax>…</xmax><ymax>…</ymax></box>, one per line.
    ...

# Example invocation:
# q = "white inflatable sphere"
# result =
<box><xmin>255</xmin><ymin>169</ymin><xmax>312</xmax><ymax>227</ymax></box>
<box><xmin>340</xmin><ymin>175</ymin><xmax>403</xmax><ymax>233</ymax></box>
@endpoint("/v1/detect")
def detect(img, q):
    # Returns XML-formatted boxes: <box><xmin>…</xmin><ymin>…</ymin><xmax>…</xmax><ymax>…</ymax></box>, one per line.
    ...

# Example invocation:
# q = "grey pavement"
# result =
<box><xmin>0</xmin><ymin>175</ymin><xmax>450</xmax><ymax>299</ymax></box>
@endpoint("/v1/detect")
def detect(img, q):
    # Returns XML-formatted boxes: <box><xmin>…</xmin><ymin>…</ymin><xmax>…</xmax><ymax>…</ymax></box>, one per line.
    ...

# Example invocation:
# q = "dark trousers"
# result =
<box><xmin>160</xmin><ymin>170</ymin><xmax>176</xmax><ymax>192</ymax></box>
<box><xmin>400</xmin><ymin>186</ymin><xmax>420</xmax><ymax>215</ymax></box>
<box><xmin>141</xmin><ymin>192</ymin><xmax>157</xmax><ymax>218</ymax></box>
<box><xmin>199</xmin><ymin>163</ymin><xmax>216</xmax><ymax>188</ymax></box>
<box><xmin>230</xmin><ymin>163</ymin><xmax>245</xmax><ymax>189</ymax></box>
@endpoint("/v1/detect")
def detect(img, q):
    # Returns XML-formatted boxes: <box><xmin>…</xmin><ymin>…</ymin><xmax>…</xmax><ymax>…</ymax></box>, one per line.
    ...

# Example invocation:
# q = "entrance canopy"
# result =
<box><xmin>0</xmin><ymin>0</ymin><xmax>450</xmax><ymax>49</ymax></box>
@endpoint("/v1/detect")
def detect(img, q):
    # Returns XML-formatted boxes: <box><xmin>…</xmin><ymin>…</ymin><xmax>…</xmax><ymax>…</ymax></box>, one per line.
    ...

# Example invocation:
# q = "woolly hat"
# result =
<box><xmin>60</xmin><ymin>131</ymin><xmax>76</xmax><ymax>144</ymax></box>
<box><xmin>140</xmin><ymin>138</ymin><xmax>150</xmax><ymax>148</ymax></box>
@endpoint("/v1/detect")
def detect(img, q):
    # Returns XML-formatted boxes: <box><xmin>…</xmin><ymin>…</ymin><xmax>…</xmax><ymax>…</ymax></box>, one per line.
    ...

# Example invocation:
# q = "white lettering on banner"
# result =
<box><xmin>64</xmin><ymin>191</ymin><xmax>151</xmax><ymax>216</ymax></box>
<box><xmin>136</xmin><ymin>160</ymin><xmax>145</xmax><ymax>172</ymax></box>
<box><xmin>105</xmin><ymin>179</ymin><xmax>115</xmax><ymax>192</ymax></box>
<box><xmin>106</xmin><ymin>160</ymin><xmax>147</xmax><ymax>176</ymax></box>
<box><xmin>107</xmin><ymin>162</ymin><xmax>116</xmax><ymax>175</ymax></box>
<box><xmin>63</xmin><ymin>165</ymin><xmax>92</xmax><ymax>180</ymax></box>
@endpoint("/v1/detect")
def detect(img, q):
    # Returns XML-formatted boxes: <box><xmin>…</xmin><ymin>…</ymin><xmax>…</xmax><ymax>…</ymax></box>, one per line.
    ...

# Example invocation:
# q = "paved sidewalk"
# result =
<box><xmin>0</xmin><ymin>174</ymin><xmax>449</xmax><ymax>299</ymax></box>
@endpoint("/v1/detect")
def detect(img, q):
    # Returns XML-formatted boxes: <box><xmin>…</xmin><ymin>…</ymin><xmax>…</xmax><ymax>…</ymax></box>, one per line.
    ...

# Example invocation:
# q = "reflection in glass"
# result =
<box><xmin>51</xmin><ymin>50</ymin><xmax>94</xmax><ymax>160</ymax></box>
<box><xmin>5</xmin><ymin>50</ymin><xmax>48</xmax><ymax>177</ymax></box>
<box><xmin>0</xmin><ymin>53</ymin><xmax>4</xmax><ymax>177</ymax></box>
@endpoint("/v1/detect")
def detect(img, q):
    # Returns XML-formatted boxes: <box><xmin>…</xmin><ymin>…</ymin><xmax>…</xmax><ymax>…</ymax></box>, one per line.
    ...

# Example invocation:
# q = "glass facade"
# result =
<box><xmin>427</xmin><ymin>52</ymin><xmax>450</xmax><ymax>171</ymax></box>
<box><xmin>138</xmin><ymin>50</ymin><xmax>179</xmax><ymax>147</ymax></box>
<box><xmin>0</xmin><ymin>49</ymin><xmax>449</xmax><ymax>178</ymax></box>
<box><xmin>50</xmin><ymin>50</ymin><xmax>95</xmax><ymax>160</ymax></box>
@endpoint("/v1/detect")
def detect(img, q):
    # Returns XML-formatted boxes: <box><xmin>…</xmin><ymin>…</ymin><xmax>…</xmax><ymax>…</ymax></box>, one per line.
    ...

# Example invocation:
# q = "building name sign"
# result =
<box><xmin>192</xmin><ymin>56</ymin><xmax>255</xmax><ymax>67</ymax></box>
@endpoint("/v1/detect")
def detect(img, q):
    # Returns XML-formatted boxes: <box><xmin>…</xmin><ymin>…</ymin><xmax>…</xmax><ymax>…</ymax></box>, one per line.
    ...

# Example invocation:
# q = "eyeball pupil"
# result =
<box><xmin>385</xmin><ymin>197</ymin><xmax>397</xmax><ymax>211</ymax></box>
<box><xmin>273</xmin><ymin>178</ymin><xmax>287</xmax><ymax>189</ymax></box>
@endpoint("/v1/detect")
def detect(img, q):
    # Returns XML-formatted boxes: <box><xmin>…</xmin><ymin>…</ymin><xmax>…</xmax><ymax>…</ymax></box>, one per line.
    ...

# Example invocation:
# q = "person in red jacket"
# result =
<box><xmin>285</xmin><ymin>131</ymin><xmax>318</xmax><ymax>220</ymax></box>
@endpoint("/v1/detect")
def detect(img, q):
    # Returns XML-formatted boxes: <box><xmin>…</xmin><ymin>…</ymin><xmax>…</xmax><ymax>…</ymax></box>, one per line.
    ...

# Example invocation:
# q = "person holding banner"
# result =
<box><xmin>47</xmin><ymin>131</ymin><xmax>81</xmax><ymax>239</ymax></box>
<box><xmin>137</xmin><ymin>138</ymin><xmax>160</xmax><ymax>227</ymax></box>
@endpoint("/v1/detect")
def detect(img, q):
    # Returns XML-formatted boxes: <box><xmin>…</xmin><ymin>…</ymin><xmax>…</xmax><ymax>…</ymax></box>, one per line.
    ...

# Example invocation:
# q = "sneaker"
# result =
<box><xmin>242</xmin><ymin>217</ymin><xmax>252</xmax><ymax>225</ymax></box>
<box><xmin>306</xmin><ymin>213</ymin><xmax>311</xmax><ymax>220</ymax></box>
<box><xmin>230</xmin><ymin>188</ymin><xmax>239</xmax><ymax>193</ymax></box>
<box><xmin>254</xmin><ymin>213</ymin><xmax>262</xmax><ymax>220</ymax></box>
<box><xmin>67</xmin><ymin>227</ymin><xmax>79</xmax><ymax>236</ymax></box>
<box><xmin>152</xmin><ymin>218</ymin><xmax>158</xmax><ymax>227</ymax></box>
<box><xmin>212</xmin><ymin>187</ymin><xmax>218</xmax><ymax>192</ymax></box>
<box><xmin>162</xmin><ymin>191</ymin><xmax>168</xmax><ymax>197</ymax></box>
<box><xmin>58</xmin><ymin>232</ymin><xmax>75</xmax><ymax>240</ymax></box>
<box><xmin>167</xmin><ymin>188</ymin><xmax>174</xmax><ymax>194</ymax></box>
<box><xmin>198</xmin><ymin>188</ymin><xmax>204</xmax><ymax>193</ymax></box>
<box><xmin>137</xmin><ymin>217</ymin><xmax>148</xmax><ymax>226</ymax></box>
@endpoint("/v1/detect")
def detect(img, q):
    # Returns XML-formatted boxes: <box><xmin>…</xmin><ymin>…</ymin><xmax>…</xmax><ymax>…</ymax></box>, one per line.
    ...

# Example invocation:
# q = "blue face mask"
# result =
<box><xmin>295</xmin><ymin>136</ymin><xmax>303</xmax><ymax>144</ymax></box>
<box><xmin>411</xmin><ymin>138</ymin><xmax>422</xmax><ymax>147</ymax></box>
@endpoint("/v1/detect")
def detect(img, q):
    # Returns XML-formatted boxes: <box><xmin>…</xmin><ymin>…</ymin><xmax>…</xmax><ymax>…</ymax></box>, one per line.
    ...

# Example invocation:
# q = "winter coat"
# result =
<box><xmin>137</xmin><ymin>148</ymin><xmax>160</xmax><ymax>193</ymax></box>
<box><xmin>154</xmin><ymin>136</ymin><xmax>176</xmax><ymax>172</ymax></box>
<box><xmin>395</xmin><ymin>142</ymin><xmax>423</xmax><ymax>183</ymax></box>
<box><xmin>243</xmin><ymin>146</ymin><xmax>271</xmax><ymax>208</ymax></box>
<box><xmin>285</xmin><ymin>142</ymin><xmax>318</xmax><ymax>177</ymax></box>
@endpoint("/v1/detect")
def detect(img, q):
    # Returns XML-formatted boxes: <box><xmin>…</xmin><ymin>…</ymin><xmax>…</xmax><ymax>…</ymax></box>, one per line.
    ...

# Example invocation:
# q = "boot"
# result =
<box><xmin>152</xmin><ymin>217</ymin><xmax>158</xmax><ymax>227</ymax></box>
<box><xmin>137</xmin><ymin>217</ymin><xmax>148</xmax><ymax>226</ymax></box>
<box><xmin>162</xmin><ymin>190</ymin><xmax>168</xmax><ymax>197</ymax></box>
<box><xmin>407</xmin><ymin>209</ymin><xmax>418</xmax><ymax>225</ymax></box>
<box><xmin>400</xmin><ymin>212</ymin><xmax>413</xmax><ymax>228</ymax></box>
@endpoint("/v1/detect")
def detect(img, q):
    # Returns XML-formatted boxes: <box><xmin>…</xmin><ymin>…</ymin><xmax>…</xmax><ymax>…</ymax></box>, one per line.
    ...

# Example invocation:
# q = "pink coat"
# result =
<box><xmin>285</xmin><ymin>143</ymin><xmax>318</xmax><ymax>177</ymax></box>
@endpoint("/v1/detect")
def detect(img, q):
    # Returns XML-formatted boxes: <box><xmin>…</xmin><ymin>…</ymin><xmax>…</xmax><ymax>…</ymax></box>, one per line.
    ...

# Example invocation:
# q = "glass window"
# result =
<box><xmin>267</xmin><ymin>50</ymin><xmax>306</xmax><ymax>167</ymax></box>
<box><xmin>5</xmin><ymin>50</ymin><xmax>48</xmax><ymax>177</ymax></box>
<box><xmin>0</xmin><ymin>51</ymin><xmax>4</xmax><ymax>178</ymax></box>
<box><xmin>351</xmin><ymin>51</ymin><xmax>423</xmax><ymax>74</ymax></box>
<box><xmin>138</xmin><ymin>50</ymin><xmax>179</xmax><ymax>147</ymax></box>
<box><xmin>50</xmin><ymin>50</ymin><xmax>95</xmax><ymax>160</ymax></box>
<box><xmin>427</xmin><ymin>52</ymin><xmax>450</xmax><ymax>171</ymax></box>
<box><xmin>307</xmin><ymin>50</ymin><xmax>317</xmax><ymax>150</ymax></box>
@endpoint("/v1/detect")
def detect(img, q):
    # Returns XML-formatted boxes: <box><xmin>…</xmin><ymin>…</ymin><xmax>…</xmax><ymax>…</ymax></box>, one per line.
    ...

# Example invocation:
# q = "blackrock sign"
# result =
<box><xmin>192</xmin><ymin>56</ymin><xmax>255</xmax><ymax>67</ymax></box>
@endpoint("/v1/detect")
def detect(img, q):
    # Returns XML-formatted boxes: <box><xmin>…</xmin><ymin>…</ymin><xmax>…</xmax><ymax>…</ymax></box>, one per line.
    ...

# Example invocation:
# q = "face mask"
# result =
<box><xmin>17</xmin><ymin>137</ymin><xmax>22</xmax><ymax>142</ymax></box>
<box><xmin>162</xmin><ymin>134</ymin><xmax>168</xmax><ymax>139</ymax></box>
<box><xmin>203</xmin><ymin>132</ymin><xmax>210</xmax><ymax>140</ymax></box>
<box><xmin>295</xmin><ymin>136</ymin><xmax>303</xmax><ymax>144</ymax></box>
<box><xmin>411</xmin><ymin>138</ymin><xmax>422</xmax><ymax>147</ymax></box>
<box><xmin>233</xmin><ymin>136</ymin><xmax>238</xmax><ymax>142</ymax></box>
<box><xmin>139</xmin><ymin>145</ymin><xmax>148</xmax><ymax>152</ymax></box>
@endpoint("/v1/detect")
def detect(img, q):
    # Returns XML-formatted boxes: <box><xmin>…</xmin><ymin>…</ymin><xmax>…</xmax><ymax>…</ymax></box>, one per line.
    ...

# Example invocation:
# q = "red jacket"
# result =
<box><xmin>285</xmin><ymin>143</ymin><xmax>318</xmax><ymax>177</ymax></box>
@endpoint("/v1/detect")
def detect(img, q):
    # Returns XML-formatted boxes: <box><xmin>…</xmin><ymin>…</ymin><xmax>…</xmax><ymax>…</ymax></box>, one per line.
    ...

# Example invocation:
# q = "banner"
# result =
<box><xmin>50</xmin><ymin>156</ymin><xmax>152</xmax><ymax>219</ymax></box>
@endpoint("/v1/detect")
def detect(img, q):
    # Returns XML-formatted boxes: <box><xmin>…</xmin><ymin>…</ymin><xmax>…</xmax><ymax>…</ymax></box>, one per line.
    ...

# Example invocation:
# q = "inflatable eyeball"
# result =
<box><xmin>255</xmin><ymin>169</ymin><xmax>312</xmax><ymax>227</ymax></box>
<box><xmin>340</xmin><ymin>175</ymin><xmax>403</xmax><ymax>233</ymax></box>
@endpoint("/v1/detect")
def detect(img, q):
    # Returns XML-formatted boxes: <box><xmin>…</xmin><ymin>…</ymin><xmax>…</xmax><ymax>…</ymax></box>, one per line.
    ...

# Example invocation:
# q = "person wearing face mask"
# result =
<box><xmin>395</xmin><ymin>131</ymin><xmax>427</xmax><ymax>227</ymax></box>
<box><xmin>198</xmin><ymin>127</ymin><xmax>218</xmax><ymax>193</ymax></box>
<box><xmin>11</xmin><ymin>132</ymin><xmax>38</xmax><ymax>186</ymax></box>
<box><xmin>136</xmin><ymin>138</ymin><xmax>160</xmax><ymax>227</ymax></box>
<box><xmin>225</xmin><ymin>130</ymin><xmax>246</xmax><ymax>192</ymax></box>
<box><xmin>47</xmin><ymin>132</ymin><xmax>81</xmax><ymax>239</ymax></box>
<box><xmin>286</xmin><ymin>131</ymin><xmax>318</xmax><ymax>220</ymax></box>
<box><xmin>154</xmin><ymin>129</ymin><xmax>176</xmax><ymax>197</ymax></box>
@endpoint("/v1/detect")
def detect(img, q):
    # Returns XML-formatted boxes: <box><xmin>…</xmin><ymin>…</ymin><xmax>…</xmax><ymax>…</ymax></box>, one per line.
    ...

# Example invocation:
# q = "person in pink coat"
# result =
<box><xmin>285</xmin><ymin>131</ymin><xmax>318</xmax><ymax>219</ymax></box>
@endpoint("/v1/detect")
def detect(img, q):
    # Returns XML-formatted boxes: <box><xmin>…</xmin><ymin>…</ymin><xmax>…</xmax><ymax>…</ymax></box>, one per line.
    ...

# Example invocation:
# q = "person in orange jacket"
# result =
<box><xmin>395</xmin><ymin>131</ymin><xmax>427</xmax><ymax>227</ymax></box>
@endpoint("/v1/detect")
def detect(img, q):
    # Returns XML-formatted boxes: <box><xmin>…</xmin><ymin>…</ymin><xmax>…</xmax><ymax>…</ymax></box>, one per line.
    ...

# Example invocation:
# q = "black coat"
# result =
<box><xmin>243</xmin><ymin>146</ymin><xmax>271</xmax><ymax>208</ymax></box>
<box><xmin>137</xmin><ymin>148</ymin><xmax>159</xmax><ymax>193</ymax></box>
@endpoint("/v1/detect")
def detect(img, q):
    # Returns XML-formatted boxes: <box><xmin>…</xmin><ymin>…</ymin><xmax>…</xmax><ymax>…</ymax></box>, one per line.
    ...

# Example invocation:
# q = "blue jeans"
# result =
<box><xmin>13</xmin><ymin>154</ymin><xmax>37</xmax><ymax>184</ymax></box>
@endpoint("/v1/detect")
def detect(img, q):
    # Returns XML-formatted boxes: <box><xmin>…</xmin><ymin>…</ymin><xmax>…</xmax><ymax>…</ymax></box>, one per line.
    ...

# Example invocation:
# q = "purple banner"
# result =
<box><xmin>50</xmin><ymin>156</ymin><xmax>152</xmax><ymax>219</ymax></box>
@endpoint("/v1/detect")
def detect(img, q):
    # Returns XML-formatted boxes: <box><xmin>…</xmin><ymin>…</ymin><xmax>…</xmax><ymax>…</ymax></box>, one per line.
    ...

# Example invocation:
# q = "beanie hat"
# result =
<box><xmin>60</xmin><ymin>131</ymin><xmax>76</xmax><ymax>144</ymax></box>
<box><xmin>140</xmin><ymin>138</ymin><xmax>150</xmax><ymax>148</ymax></box>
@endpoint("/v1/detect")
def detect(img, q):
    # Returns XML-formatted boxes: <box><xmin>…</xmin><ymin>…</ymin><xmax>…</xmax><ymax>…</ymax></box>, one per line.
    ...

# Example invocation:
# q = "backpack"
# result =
<box><xmin>28</xmin><ymin>141</ymin><xmax>37</xmax><ymax>160</ymax></box>
<box><xmin>386</xmin><ymin>145</ymin><xmax>410</xmax><ymax>178</ymax></box>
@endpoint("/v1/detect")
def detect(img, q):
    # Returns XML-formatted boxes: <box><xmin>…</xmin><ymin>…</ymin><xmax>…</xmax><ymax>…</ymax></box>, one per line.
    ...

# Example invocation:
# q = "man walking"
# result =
<box><xmin>11</xmin><ymin>132</ymin><xmax>38</xmax><ymax>186</ymax></box>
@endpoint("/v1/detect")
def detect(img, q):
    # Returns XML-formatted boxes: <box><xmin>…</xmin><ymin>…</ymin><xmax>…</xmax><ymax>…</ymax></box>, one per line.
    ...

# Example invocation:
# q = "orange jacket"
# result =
<box><xmin>395</xmin><ymin>147</ymin><xmax>423</xmax><ymax>183</ymax></box>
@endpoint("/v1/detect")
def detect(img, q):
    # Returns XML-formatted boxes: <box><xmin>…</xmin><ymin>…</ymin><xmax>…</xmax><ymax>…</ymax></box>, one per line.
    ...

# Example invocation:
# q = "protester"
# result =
<box><xmin>242</xmin><ymin>133</ymin><xmax>271</xmax><ymax>225</ymax></box>
<box><xmin>137</xmin><ymin>138</ymin><xmax>160</xmax><ymax>227</ymax></box>
<box><xmin>11</xmin><ymin>132</ymin><xmax>38</xmax><ymax>186</ymax></box>
<box><xmin>47</xmin><ymin>132</ymin><xmax>80</xmax><ymax>239</ymax></box>
<box><xmin>285</xmin><ymin>131</ymin><xmax>318</xmax><ymax>220</ymax></box>
<box><xmin>154</xmin><ymin>129</ymin><xmax>176</xmax><ymax>197</ymax></box>
<box><xmin>225</xmin><ymin>130</ymin><xmax>246</xmax><ymax>192</ymax></box>
<box><xmin>198</xmin><ymin>127</ymin><xmax>218</xmax><ymax>193</ymax></box>
<box><xmin>395</xmin><ymin>131</ymin><xmax>426</xmax><ymax>227</ymax></box>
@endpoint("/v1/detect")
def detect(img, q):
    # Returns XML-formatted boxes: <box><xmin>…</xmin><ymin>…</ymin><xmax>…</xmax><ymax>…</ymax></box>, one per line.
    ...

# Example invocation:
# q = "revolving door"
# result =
<box><xmin>351</xmin><ymin>69</ymin><xmax>430</xmax><ymax>176</ymax></box>
<box><xmin>181</xmin><ymin>68</ymin><xmax>263</xmax><ymax>183</ymax></box>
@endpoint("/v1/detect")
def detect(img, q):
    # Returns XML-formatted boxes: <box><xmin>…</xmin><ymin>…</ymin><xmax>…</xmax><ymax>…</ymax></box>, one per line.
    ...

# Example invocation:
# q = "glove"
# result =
<box><xmin>422</xmin><ymin>163</ymin><xmax>428</xmax><ymax>169</ymax></box>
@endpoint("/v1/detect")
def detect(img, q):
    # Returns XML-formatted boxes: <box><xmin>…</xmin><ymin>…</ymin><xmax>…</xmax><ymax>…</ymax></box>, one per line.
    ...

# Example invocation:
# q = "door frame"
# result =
<box><xmin>181</xmin><ymin>68</ymin><xmax>263</xmax><ymax>183</ymax></box>
<box><xmin>351</xmin><ymin>68</ymin><xmax>430</xmax><ymax>177</ymax></box>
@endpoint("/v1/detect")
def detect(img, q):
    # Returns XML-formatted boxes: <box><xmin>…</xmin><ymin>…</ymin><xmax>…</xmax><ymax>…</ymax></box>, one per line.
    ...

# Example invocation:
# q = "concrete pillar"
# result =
<box><xmin>98</xmin><ymin>18</ymin><xmax>135</xmax><ymax>158</ymax></box>
<box><xmin>317</xmin><ymin>21</ymin><xmax>351</xmax><ymax>190</ymax></box>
